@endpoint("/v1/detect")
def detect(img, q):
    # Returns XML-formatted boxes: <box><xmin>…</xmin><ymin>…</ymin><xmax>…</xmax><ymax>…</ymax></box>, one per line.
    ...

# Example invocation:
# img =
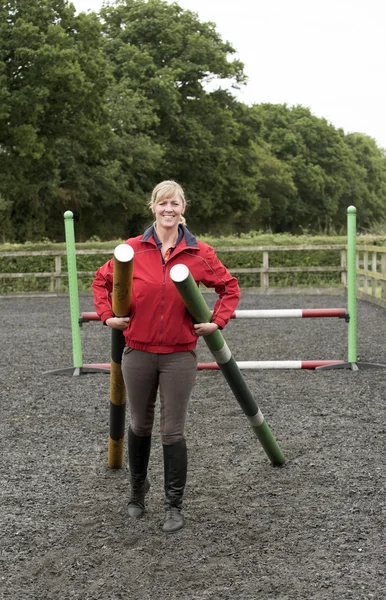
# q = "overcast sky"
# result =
<box><xmin>72</xmin><ymin>0</ymin><xmax>386</xmax><ymax>150</ymax></box>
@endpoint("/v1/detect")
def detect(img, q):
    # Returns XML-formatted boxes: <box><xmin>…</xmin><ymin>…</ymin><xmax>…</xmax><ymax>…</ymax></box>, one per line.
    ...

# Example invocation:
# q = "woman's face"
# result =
<box><xmin>153</xmin><ymin>195</ymin><xmax>184</xmax><ymax>231</ymax></box>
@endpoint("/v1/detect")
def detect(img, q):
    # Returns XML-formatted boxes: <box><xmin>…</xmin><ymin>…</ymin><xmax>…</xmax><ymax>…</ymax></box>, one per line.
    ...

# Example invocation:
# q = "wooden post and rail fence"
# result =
<box><xmin>1</xmin><ymin>244</ymin><xmax>386</xmax><ymax>307</ymax></box>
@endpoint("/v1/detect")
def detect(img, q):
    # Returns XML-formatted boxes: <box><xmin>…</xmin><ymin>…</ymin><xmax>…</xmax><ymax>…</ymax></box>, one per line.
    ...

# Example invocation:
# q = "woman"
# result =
<box><xmin>92</xmin><ymin>180</ymin><xmax>240</xmax><ymax>533</ymax></box>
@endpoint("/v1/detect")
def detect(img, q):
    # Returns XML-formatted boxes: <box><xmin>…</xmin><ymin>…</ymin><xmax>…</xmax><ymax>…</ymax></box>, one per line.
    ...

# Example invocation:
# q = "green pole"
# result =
<box><xmin>347</xmin><ymin>206</ymin><xmax>357</xmax><ymax>364</ymax></box>
<box><xmin>64</xmin><ymin>211</ymin><xmax>83</xmax><ymax>373</ymax></box>
<box><xmin>170</xmin><ymin>264</ymin><xmax>285</xmax><ymax>466</ymax></box>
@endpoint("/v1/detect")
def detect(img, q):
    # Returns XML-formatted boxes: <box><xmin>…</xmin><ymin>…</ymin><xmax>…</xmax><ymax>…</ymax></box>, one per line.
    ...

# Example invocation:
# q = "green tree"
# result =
<box><xmin>0</xmin><ymin>0</ymin><xmax>115</xmax><ymax>241</ymax></box>
<box><xmin>343</xmin><ymin>133</ymin><xmax>386</xmax><ymax>229</ymax></box>
<box><xmin>101</xmin><ymin>0</ymin><xmax>257</xmax><ymax>234</ymax></box>
<box><xmin>3</xmin><ymin>0</ymin><xmax>385</xmax><ymax>241</ymax></box>
<box><xmin>252</xmin><ymin>104</ymin><xmax>386</xmax><ymax>233</ymax></box>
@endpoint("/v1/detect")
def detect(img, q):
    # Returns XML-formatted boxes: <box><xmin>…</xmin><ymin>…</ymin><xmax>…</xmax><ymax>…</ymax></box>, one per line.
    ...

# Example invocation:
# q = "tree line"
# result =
<box><xmin>1</xmin><ymin>0</ymin><xmax>386</xmax><ymax>242</ymax></box>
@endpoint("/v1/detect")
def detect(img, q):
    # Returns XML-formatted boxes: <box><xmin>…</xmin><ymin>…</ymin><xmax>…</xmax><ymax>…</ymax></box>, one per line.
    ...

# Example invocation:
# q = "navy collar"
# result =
<box><xmin>141</xmin><ymin>224</ymin><xmax>198</xmax><ymax>248</ymax></box>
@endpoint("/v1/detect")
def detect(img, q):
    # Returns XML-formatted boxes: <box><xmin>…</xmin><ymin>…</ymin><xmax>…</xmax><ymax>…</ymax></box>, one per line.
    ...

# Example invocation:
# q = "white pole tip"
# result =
<box><xmin>114</xmin><ymin>244</ymin><xmax>134</xmax><ymax>263</ymax></box>
<box><xmin>170</xmin><ymin>264</ymin><xmax>190</xmax><ymax>282</ymax></box>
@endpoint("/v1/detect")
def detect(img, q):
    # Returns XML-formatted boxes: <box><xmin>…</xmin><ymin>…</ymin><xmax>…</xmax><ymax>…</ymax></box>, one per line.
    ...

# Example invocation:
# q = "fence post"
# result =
<box><xmin>262</xmin><ymin>250</ymin><xmax>269</xmax><ymax>290</ymax></box>
<box><xmin>356</xmin><ymin>250</ymin><xmax>360</xmax><ymax>291</ymax></box>
<box><xmin>381</xmin><ymin>254</ymin><xmax>386</xmax><ymax>300</ymax></box>
<box><xmin>55</xmin><ymin>255</ymin><xmax>62</xmax><ymax>294</ymax></box>
<box><xmin>372</xmin><ymin>252</ymin><xmax>377</xmax><ymax>297</ymax></box>
<box><xmin>363</xmin><ymin>251</ymin><xmax>369</xmax><ymax>294</ymax></box>
<box><xmin>340</xmin><ymin>249</ymin><xmax>347</xmax><ymax>287</ymax></box>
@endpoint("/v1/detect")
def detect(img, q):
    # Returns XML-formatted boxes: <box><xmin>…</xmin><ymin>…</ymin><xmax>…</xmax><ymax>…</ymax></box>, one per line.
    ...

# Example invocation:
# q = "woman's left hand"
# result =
<box><xmin>194</xmin><ymin>322</ymin><xmax>219</xmax><ymax>336</ymax></box>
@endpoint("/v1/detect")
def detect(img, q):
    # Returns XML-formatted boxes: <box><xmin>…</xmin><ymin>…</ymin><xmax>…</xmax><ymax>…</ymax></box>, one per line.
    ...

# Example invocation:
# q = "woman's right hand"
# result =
<box><xmin>105</xmin><ymin>317</ymin><xmax>130</xmax><ymax>330</ymax></box>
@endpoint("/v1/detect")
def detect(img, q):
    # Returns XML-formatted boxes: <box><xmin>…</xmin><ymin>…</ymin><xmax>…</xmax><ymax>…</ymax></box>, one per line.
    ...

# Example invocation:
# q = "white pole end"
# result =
<box><xmin>114</xmin><ymin>244</ymin><xmax>134</xmax><ymax>263</ymax></box>
<box><xmin>170</xmin><ymin>264</ymin><xmax>190</xmax><ymax>283</ymax></box>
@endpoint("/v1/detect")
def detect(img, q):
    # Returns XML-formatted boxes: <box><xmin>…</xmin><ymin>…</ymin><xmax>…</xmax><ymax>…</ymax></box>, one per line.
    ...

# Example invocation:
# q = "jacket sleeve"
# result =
<box><xmin>91</xmin><ymin>257</ymin><xmax>115</xmax><ymax>325</ymax></box>
<box><xmin>199</xmin><ymin>245</ymin><xmax>240</xmax><ymax>329</ymax></box>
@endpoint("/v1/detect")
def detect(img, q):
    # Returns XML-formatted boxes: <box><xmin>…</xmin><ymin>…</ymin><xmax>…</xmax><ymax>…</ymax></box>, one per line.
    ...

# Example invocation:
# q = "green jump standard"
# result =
<box><xmin>170</xmin><ymin>264</ymin><xmax>285</xmax><ymax>466</ymax></box>
<box><xmin>64</xmin><ymin>210</ymin><xmax>83</xmax><ymax>372</ymax></box>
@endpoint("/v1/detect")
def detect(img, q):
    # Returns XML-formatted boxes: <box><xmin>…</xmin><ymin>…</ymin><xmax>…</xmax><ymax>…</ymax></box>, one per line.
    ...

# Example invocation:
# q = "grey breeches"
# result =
<box><xmin>121</xmin><ymin>348</ymin><xmax>198</xmax><ymax>445</ymax></box>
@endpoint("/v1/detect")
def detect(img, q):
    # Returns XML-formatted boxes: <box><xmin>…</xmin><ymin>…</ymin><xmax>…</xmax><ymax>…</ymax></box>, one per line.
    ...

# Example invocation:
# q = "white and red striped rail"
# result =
<box><xmin>197</xmin><ymin>360</ymin><xmax>344</xmax><ymax>370</ymax></box>
<box><xmin>80</xmin><ymin>308</ymin><xmax>348</xmax><ymax>324</ymax></box>
<box><xmin>79</xmin><ymin>310</ymin><xmax>346</xmax><ymax>370</ymax></box>
<box><xmin>80</xmin><ymin>312</ymin><xmax>102</xmax><ymax>322</ymax></box>
<box><xmin>83</xmin><ymin>360</ymin><xmax>344</xmax><ymax>371</ymax></box>
<box><xmin>232</xmin><ymin>308</ymin><xmax>347</xmax><ymax>319</ymax></box>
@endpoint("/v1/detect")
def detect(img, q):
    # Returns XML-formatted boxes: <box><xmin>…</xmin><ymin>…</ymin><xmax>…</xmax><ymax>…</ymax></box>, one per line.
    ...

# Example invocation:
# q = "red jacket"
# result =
<box><xmin>92</xmin><ymin>225</ymin><xmax>240</xmax><ymax>353</ymax></box>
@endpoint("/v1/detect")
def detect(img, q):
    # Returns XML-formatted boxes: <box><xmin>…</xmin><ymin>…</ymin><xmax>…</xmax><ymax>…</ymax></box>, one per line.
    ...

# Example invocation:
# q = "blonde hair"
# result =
<box><xmin>149</xmin><ymin>180</ymin><xmax>187</xmax><ymax>225</ymax></box>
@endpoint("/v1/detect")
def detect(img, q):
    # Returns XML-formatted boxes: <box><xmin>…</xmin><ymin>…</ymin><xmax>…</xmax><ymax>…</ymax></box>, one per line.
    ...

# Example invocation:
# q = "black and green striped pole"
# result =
<box><xmin>108</xmin><ymin>244</ymin><xmax>134</xmax><ymax>468</ymax></box>
<box><xmin>170</xmin><ymin>264</ymin><xmax>285</xmax><ymax>466</ymax></box>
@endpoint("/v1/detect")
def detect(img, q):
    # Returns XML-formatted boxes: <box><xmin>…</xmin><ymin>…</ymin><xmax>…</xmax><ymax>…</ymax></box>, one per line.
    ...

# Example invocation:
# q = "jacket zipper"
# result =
<box><xmin>158</xmin><ymin>243</ymin><xmax>198</xmax><ymax>348</ymax></box>
<box><xmin>159</xmin><ymin>258</ymin><xmax>166</xmax><ymax>348</ymax></box>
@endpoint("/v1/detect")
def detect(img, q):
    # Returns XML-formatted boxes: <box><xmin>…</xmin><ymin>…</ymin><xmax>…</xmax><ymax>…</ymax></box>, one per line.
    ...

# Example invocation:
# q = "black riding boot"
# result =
<box><xmin>128</xmin><ymin>428</ymin><xmax>151</xmax><ymax>518</ymax></box>
<box><xmin>162</xmin><ymin>439</ymin><xmax>187</xmax><ymax>533</ymax></box>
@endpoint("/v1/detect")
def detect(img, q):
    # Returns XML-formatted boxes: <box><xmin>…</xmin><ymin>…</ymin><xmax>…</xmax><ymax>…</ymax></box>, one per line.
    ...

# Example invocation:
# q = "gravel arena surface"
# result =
<box><xmin>1</xmin><ymin>292</ymin><xmax>386</xmax><ymax>600</ymax></box>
